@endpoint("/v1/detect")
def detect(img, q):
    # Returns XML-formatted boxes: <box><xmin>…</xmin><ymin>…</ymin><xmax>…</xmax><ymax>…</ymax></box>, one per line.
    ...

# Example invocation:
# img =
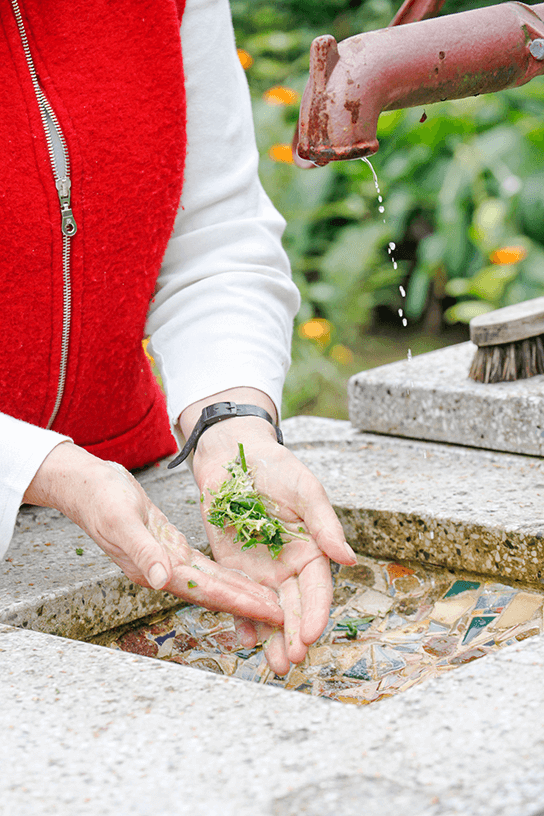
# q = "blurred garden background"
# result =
<box><xmin>230</xmin><ymin>0</ymin><xmax>544</xmax><ymax>418</ymax></box>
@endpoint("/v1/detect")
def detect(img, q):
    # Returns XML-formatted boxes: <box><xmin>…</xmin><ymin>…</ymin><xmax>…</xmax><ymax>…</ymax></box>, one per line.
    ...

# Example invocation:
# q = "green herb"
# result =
<box><xmin>75</xmin><ymin>548</ymin><xmax>84</xmax><ymax>556</ymax></box>
<box><xmin>336</xmin><ymin>616</ymin><xmax>375</xmax><ymax>639</ymax></box>
<box><xmin>187</xmin><ymin>580</ymin><xmax>198</xmax><ymax>588</ymax></box>
<box><xmin>207</xmin><ymin>443</ymin><xmax>305</xmax><ymax>559</ymax></box>
<box><xmin>186</xmin><ymin>499</ymin><xmax>197</xmax><ymax>505</ymax></box>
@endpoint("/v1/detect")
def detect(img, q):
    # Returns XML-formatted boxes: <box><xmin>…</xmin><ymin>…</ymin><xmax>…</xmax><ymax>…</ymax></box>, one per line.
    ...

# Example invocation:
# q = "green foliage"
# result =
<box><xmin>207</xmin><ymin>443</ymin><xmax>305</xmax><ymax>558</ymax></box>
<box><xmin>231</xmin><ymin>0</ymin><xmax>544</xmax><ymax>417</ymax></box>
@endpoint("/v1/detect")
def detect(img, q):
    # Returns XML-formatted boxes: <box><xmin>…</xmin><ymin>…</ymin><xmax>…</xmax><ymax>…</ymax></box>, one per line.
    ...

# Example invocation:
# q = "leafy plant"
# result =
<box><xmin>232</xmin><ymin>0</ymin><xmax>544</xmax><ymax>418</ymax></box>
<box><xmin>207</xmin><ymin>443</ymin><xmax>305</xmax><ymax>558</ymax></box>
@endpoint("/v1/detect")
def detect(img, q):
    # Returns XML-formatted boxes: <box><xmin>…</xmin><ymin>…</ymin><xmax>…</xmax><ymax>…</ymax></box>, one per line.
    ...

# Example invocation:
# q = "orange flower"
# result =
<box><xmin>237</xmin><ymin>49</ymin><xmax>253</xmax><ymax>70</ymax></box>
<box><xmin>268</xmin><ymin>144</ymin><xmax>294</xmax><ymax>164</ymax></box>
<box><xmin>490</xmin><ymin>246</ymin><xmax>527</xmax><ymax>264</ymax></box>
<box><xmin>263</xmin><ymin>86</ymin><xmax>300</xmax><ymax>106</ymax></box>
<box><xmin>298</xmin><ymin>318</ymin><xmax>332</xmax><ymax>349</ymax></box>
<box><xmin>329</xmin><ymin>344</ymin><xmax>354</xmax><ymax>366</ymax></box>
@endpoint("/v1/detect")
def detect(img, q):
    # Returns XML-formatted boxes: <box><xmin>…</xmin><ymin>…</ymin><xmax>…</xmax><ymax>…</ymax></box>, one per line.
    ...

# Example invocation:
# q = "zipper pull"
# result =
<box><xmin>56</xmin><ymin>177</ymin><xmax>77</xmax><ymax>236</ymax></box>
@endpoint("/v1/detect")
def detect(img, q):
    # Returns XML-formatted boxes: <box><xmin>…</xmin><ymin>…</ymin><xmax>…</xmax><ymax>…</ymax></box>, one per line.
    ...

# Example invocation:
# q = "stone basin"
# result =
<box><xmin>2</xmin><ymin>414</ymin><xmax>544</xmax><ymax>815</ymax></box>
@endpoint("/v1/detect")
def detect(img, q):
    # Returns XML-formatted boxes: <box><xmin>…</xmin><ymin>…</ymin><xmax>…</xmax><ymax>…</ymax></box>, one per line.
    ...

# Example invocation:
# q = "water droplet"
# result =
<box><xmin>378</xmin><ymin>196</ymin><xmax>383</xmax><ymax>203</ymax></box>
<box><xmin>389</xmin><ymin>242</ymin><xmax>396</xmax><ymax>251</ymax></box>
<box><xmin>393</xmin><ymin>261</ymin><xmax>398</xmax><ymax>270</ymax></box>
<box><xmin>378</xmin><ymin>206</ymin><xmax>385</xmax><ymax>213</ymax></box>
<box><xmin>398</xmin><ymin>309</ymin><xmax>403</xmax><ymax>317</ymax></box>
<box><xmin>402</xmin><ymin>318</ymin><xmax>408</xmax><ymax>327</ymax></box>
<box><xmin>407</xmin><ymin>348</ymin><xmax>412</xmax><ymax>361</ymax></box>
<box><xmin>399</xmin><ymin>286</ymin><xmax>406</xmax><ymax>297</ymax></box>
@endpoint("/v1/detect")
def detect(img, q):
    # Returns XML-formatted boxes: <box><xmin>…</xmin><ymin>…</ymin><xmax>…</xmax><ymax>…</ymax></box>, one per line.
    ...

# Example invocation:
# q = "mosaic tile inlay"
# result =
<box><xmin>95</xmin><ymin>556</ymin><xmax>544</xmax><ymax>705</ymax></box>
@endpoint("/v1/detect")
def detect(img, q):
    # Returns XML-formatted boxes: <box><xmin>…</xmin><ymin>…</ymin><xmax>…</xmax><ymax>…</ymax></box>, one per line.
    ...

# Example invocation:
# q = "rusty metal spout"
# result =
<box><xmin>296</xmin><ymin>2</ymin><xmax>544</xmax><ymax>165</ymax></box>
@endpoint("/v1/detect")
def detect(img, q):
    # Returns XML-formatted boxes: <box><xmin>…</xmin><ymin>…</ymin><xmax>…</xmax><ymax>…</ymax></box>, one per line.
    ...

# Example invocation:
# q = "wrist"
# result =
<box><xmin>179</xmin><ymin>387</ymin><xmax>277</xmax><ymax>440</ymax></box>
<box><xmin>23</xmin><ymin>441</ymin><xmax>103</xmax><ymax>514</ymax></box>
<box><xmin>171</xmin><ymin>400</ymin><xmax>281</xmax><ymax>470</ymax></box>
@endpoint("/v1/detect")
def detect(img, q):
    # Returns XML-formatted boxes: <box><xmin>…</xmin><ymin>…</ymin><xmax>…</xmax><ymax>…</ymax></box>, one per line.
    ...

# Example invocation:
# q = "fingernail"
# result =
<box><xmin>343</xmin><ymin>540</ymin><xmax>357</xmax><ymax>561</ymax></box>
<box><xmin>148</xmin><ymin>563</ymin><xmax>168</xmax><ymax>589</ymax></box>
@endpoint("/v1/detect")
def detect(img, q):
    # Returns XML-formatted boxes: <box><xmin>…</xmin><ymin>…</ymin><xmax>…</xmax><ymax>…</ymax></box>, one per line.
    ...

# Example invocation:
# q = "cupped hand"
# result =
<box><xmin>192</xmin><ymin>418</ymin><xmax>357</xmax><ymax>676</ymax></box>
<box><xmin>23</xmin><ymin>442</ymin><xmax>283</xmax><ymax>626</ymax></box>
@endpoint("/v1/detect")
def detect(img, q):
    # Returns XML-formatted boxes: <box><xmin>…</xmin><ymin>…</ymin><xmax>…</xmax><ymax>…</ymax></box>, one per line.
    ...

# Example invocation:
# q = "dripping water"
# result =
<box><xmin>362</xmin><ymin>156</ymin><xmax>413</xmax><ymax>388</ymax></box>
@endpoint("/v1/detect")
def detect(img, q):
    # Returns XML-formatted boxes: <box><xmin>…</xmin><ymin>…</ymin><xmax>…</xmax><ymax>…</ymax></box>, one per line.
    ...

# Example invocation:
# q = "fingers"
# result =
<box><xmin>294</xmin><ymin>477</ymin><xmax>357</xmax><ymax>566</ymax></box>
<box><xmin>233</xmin><ymin>616</ymin><xmax>259</xmax><ymax>649</ymax></box>
<box><xmin>93</xmin><ymin>507</ymin><xmax>175</xmax><ymax>591</ymax></box>
<box><xmin>298</xmin><ymin>555</ymin><xmax>333</xmax><ymax>646</ymax></box>
<box><xmin>279</xmin><ymin>576</ymin><xmax>307</xmax><ymax>665</ymax></box>
<box><xmin>259</xmin><ymin>623</ymin><xmax>291</xmax><ymax>677</ymax></box>
<box><xmin>161</xmin><ymin>549</ymin><xmax>283</xmax><ymax>625</ymax></box>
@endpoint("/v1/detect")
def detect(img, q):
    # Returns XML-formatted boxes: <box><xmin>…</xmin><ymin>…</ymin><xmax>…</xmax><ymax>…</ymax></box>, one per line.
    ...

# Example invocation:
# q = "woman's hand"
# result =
<box><xmin>23</xmin><ymin>441</ymin><xmax>284</xmax><ymax>625</ymax></box>
<box><xmin>188</xmin><ymin>406</ymin><xmax>357</xmax><ymax>676</ymax></box>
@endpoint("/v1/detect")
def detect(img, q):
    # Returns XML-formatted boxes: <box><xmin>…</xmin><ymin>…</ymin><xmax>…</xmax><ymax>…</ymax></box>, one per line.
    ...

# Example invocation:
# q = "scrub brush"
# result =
<box><xmin>468</xmin><ymin>297</ymin><xmax>544</xmax><ymax>383</ymax></box>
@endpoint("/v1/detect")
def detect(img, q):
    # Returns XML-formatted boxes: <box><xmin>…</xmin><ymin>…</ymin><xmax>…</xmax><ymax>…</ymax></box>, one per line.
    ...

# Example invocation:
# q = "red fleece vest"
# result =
<box><xmin>0</xmin><ymin>0</ymin><xmax>186</xmax><ymax>469</ymax></box>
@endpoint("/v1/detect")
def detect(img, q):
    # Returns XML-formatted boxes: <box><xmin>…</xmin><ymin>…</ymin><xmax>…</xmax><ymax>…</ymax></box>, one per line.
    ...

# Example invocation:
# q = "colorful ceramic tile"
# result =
<box><xmin>372</xmin><ymin>644</ymin><xmax>406</xmax><ymax>677</ymax></box>
<box><xmin>393</xmin><ymin>575</ymin><xmax>422</xmax><ymax>594</ymax></box>
<box><xmin>117</xmin><ymin>630</ymin><xmax>158</xmax><ymax>658</ymax></box>
<box><xmin>428</xmin><ymin>621</ymin><xmax>449</xmax><ymax>633</ymax></box>
<box><xmin>444</xmin><ymin>580</ymin><xmax>481</xmax><ymax>598</ymax></box>
<box><xmin>343</xmin><ymin>652</ymin><xmax>373</xmax><ymax>681</ymax></box>
<box><xmin>490</xmin><ymin>592</ymin><xmax>544</xmax><ymax>630</ymax></box>
<box><xmin>348</xmin><ymin>588</ymin><xmax>394</xmax><ymax>617</ymax></box>
<box><xmin>386</xmin><ymin>563</ymin><xmax>415</xmax><ymax>583</ymax></box>
<box><xmin>473</xmin><ymin>589</ymin><xmax>515</xmax><ymax>614</ymax></box>
<box><xmin>423</xmin><ymin>635</ymin><xmax>459</xmax><ymax>658</ymax></box>
<box><xmin>102</xmin><ymin>554</ymin><xmax>544</xmax><ymax>709</ymax></box>
<box><xmin>462</xmin><ymin>616</ymin><xmax>496</xmax><ymax>645</ymax></box>
<box><xmin>449</xmin><ymin>647</ymin><xmax>488</xmax><ymax>666</ymax></box>
<box><xmin>431</xmin><ymin>593</ymin><xmax>478</xmax><ymax>626</ymax></box>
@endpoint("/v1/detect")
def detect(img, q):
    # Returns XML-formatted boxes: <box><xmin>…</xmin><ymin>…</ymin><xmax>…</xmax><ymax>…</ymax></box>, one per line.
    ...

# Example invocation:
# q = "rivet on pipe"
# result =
<box><xmin>529</xmin><ymin>38</ymin><xmax>544</xmax><ymax>60</ymax></box>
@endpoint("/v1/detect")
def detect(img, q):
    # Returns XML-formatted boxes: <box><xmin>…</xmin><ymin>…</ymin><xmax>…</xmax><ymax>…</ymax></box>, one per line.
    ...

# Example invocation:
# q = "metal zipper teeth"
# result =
<box><xmin>10</xmin><ymin>0</ymin><xmax>77</xmax><ymax>430</ymax></box>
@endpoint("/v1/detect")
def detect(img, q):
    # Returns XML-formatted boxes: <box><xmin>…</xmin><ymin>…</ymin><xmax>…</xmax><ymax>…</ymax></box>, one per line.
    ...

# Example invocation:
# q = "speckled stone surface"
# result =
<box><xmin>0</xmin><ymin>462</ymin><xmax>206</xmax><ymax>638</ymax></box>
<box><xmin>285</xmin><ymin>417</ymin><xmax>544</xmax><ymax>586</ymax></box>
<box><xmin>2</xmin><ymin>417</ymin><xmax>544</xmax><ymax>644</ymax></box>
<box><xmin>1</xmin><ymin>623</ymin><xmax>543</xmax><ymax>816</ymax></box>
<box><xmin>348</xmin><ymin>342</ymin><xmax>544</xmax><ymax>456</ymax></box>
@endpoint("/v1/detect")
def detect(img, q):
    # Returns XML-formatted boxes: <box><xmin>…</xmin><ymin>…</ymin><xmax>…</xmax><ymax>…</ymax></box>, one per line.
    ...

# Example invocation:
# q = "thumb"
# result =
<box><xmin>103</xmin><ymin>516</ymin><xmax>175</xmax><ymax>590</ymax></box>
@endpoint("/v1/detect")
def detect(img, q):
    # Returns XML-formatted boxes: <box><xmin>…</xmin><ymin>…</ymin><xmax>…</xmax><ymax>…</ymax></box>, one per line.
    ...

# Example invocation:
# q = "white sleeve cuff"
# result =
<box><xmin>0</xmin><ymin>413</ymin><xmax>71</xmax><ymax>558</ymax></box>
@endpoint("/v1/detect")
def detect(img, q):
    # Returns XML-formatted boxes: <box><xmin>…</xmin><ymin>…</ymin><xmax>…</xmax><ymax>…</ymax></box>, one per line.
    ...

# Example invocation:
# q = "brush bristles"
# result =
<box><xmin>469</xmin><ymin>334</ymin><xmax>544</xmax><ymax>383</ymax></box>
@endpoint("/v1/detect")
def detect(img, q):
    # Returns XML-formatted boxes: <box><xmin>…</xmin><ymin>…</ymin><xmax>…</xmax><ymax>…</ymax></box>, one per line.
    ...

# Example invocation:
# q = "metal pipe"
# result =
<box><xmin>297</xmin><ymin>2</ymin><xmax>544</xmax><ymax>165</ymax></box>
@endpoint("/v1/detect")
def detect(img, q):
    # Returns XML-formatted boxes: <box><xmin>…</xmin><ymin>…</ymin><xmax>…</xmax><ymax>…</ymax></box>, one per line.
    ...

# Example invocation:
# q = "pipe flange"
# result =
<box><xmin>529</xmin><ymin>39</ymin><xmax>544</xmax><ymax>60</ymax></box>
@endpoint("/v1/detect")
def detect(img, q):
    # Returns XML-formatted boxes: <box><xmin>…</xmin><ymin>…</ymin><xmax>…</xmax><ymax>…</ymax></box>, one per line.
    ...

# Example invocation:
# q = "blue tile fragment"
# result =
<box><xmin>444</xmin><ymin>580</ymin><xmax>481</xmax><ymax>598</ymax></box>
<box><xmin>462</xmin><ymin>615</ymin><xmax>495</xmax><ymax>645</ymax></box>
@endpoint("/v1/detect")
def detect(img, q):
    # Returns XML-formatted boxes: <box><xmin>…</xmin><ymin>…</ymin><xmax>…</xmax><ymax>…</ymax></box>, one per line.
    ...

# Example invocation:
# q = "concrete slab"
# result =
<box><xmin>2</xmin><ymin>416</ymin><xmax>544</xmax><ymax>645</ymax></box>
<box><xmin>348</xmin><ymin>342</ymin><xmax>544</xmax><ymax>456</ymax></box>
<box><xmin>0</xmin><ymin>462</ymin><xmax>206</xmax><ymax>639</ymax></box>
<box><xmin>285</xmin><ymin>417</ymin><xmax>544</xmax><ymax>586</ymax></box>
<box><xmin>1</xmin><ymin>622</ymin><xmax>543</xmax><ymax>816</ymax></box>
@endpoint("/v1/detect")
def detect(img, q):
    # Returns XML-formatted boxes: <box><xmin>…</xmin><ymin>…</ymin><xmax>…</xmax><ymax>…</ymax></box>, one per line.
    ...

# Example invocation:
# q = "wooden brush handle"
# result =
<box><xmin>469</xmin><ymin>297</ymin><xmax>544</xmax><ymax>346</ymax></box>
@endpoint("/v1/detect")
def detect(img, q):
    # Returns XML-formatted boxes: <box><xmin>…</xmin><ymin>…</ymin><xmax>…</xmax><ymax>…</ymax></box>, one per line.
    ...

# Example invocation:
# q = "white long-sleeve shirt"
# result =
<box><xmin>0</xmin><ymin>0</ymin><xmax>300</xmax><ymax>555</ymax></box>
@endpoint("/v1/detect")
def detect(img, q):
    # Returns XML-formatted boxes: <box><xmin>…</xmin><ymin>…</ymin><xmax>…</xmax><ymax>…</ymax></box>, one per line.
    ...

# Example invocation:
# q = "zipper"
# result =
<box><xmin>10</xmin><ymin>0</ymin><xmax>77</xmax><ymax>430</ymax></box>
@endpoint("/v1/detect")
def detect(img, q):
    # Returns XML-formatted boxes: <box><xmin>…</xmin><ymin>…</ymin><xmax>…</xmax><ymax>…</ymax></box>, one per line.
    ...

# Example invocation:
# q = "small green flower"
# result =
<box><xmin>75</xmin><ymin>548</ymin><xmax>84</xmax><ymax>556</ymax></box>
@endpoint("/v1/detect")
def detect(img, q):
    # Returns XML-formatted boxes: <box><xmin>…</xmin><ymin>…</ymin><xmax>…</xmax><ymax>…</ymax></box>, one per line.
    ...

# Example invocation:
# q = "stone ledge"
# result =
<box><xmin>348</xmin><ymin>342</ymin><xmax>544</xmax><ymax>456</ymax></box>
<box><xmin>2</xmin><ymin>416</ymin><xmax>543</xmax><ymax>642</ymax></box>
<box><xmin>1</xmin><ymin>623</ymin><xmax>543</xmax><ymax>816</ymax></box>
<box><xmin>0</xmin><ymin>462</ymin><xmax>206</xmax><ymax>638</ymax></box>
<box><xmin>286</xmin><ymin>417</ymin><xmax>544</xmax><ymax>586</ymax></box>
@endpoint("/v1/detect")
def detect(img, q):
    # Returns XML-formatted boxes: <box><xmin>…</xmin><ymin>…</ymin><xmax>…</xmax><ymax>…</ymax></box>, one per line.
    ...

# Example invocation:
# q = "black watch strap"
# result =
<box><xmin>167</xmin><ymin>401</ymin><xmax>283</xmax><ymax>469</ymax></box>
